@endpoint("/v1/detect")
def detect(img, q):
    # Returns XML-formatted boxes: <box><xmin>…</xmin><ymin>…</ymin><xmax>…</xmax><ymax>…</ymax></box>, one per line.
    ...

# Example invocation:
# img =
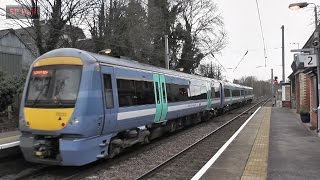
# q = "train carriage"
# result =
<box><xmin>19</xmin><ymin>48</ymin><xmax>253</xmax><ymax>166</ymax></box>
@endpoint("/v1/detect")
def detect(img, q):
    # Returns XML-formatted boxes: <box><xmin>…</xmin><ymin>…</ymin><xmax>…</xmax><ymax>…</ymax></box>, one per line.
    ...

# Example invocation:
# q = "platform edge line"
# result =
<box><xmin>0</xmin><ymin>141</ymin><xmax>20</xmax><ymax>150</ymax></box>
<box><xmin>191</xmin><ymin>106</ymin><xmax>262</xmax><ymax>180</ymax></box>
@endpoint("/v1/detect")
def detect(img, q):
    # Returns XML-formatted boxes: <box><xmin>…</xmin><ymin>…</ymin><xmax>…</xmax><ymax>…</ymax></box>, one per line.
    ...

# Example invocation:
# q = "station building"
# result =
<box><xmin>0</xmin><ymin>22</ymin><xmax>86</xmax><ymax>76</ymax></box>
<box><xmin>289</xmin><ymin>26</ymin><xmax>320</xmax><ymax>131</ymax></box>
<box><xmin>0</xmin><ymin>28</ymin><xmax>37</xmax><ymax>75</ymax></box>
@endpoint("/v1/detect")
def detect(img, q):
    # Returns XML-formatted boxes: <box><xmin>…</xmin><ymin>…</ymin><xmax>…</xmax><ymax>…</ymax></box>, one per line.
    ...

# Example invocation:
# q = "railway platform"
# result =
<box><xmin>0</xmin><ymin>130</ymin><xmax>20</xmax><ymax>150</ymax></box>
<box><xmin>194</xmin><ymin>106</ymin><xmax>320</xmax><ymax>180</ymax></box>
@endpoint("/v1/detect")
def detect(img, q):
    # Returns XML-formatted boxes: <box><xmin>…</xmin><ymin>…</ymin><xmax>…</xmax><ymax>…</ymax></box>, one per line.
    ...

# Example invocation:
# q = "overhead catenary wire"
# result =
<box><xmin>209</xmin><ymin>52</ymin><xmax>227</xmax><ymax>72</ymax></box>
<box><xmin>254</xmin><ymin>0</ymin><xmax>268</xmax><ymax>67</ymax></box>
<box><xmin>233</xmin><ymin>50</ymin><xmax>248</xmax><ymax>72</ymax></box>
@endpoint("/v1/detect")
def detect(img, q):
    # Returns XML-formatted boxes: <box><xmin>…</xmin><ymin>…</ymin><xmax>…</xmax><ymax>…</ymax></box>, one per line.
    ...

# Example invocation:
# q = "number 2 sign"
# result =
<box><xmin>301</xmin><ymin>54</ymin><xmax>318</xmax><ymax>67</ymax></box>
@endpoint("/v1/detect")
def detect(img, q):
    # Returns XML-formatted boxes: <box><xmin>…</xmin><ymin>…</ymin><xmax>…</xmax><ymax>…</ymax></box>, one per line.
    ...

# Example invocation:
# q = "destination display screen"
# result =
<box><xmin>32</xmin><ymin>70</ymin><xmax>52</xmax><ymax>77</ymax></box>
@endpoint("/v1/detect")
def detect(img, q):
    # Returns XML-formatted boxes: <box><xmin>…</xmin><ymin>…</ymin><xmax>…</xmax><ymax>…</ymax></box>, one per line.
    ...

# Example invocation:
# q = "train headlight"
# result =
<box><xmin>69</xmin><ymin>117</ymin><xmax>80</xmax><ymax>126</ymax></box>
<box><xmin>20</xmin><ymin>116</ymin><xmax>29</xmax><ymax>127</ymax></box>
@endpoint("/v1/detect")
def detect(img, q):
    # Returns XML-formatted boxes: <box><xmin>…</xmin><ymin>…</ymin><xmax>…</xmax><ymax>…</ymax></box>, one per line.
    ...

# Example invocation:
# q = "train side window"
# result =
<box><xmin>215</xmin><ymin>87</ymin><xmax>220</xmax><ymax>98</ymax></box>
<box><xmin>224</xmin><ymin>88</ymin><xmax>230</xmax><ymax>97</ymax></box>
<box><xmin>162</xmin><ymin>83</ymin><xmax>167</xmax><ymax>103</ymax></box>
<box><xmin>189</xmin><ymin>85</ymin><xmax>206</xmax><ymax>100</ymax></box>
<box><xmin>167</xmin><ymin>84</ymin><xmax>188</xmax><ymax>102</ymax></box>
<box><xmin>200</xmin><ymin>86</ymin><xmax>207</xmax><ymax>99</ymax></box>
<box><xmin>232</xmin><ymin>90</ymin><xmax>240</xmax><ymax>96</ymax></box>
<box><xmin>135</xmin><ymin>81</ymin><xmax>155</xmax><ymax>105</ymax></box>
<box><xmin>166</xmin><ymin>84</ymin><xmax>173</xmax><ymax>102</ymax></box>
<box><xmin>211</xmin><ymin>87</ymin><xmax>215</xmax><ymax>98</ymax></box>
<box><xmin>189</xmin><ymin>86</ymin><xmax>197</xmax><ymax>100</ymax></box>
<box><xmin>117</xmin><ymin>79</ymin><xmax>155</xmax><ymax>107</ymax></box>
<box><xmin>103</xmin><ymin>74</ymin><xmax>114</xmax><ymax>109</ymax></box>
<box><xmin>117</xmin><ymin>79</ymin><xmax>136</xmax><ymax>107</ymax></box>
<box><xmin>155</xmin><ymin>82</ymin><xmax>160</xmax><ymax>104</ymax></box>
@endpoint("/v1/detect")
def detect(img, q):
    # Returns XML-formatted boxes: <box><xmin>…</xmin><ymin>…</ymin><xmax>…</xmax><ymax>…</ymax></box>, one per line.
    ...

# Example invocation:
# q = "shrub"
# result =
<box><xmin>0</xmin><ymin>70</ymin><xmax>27</xmax><ymax>112</ymax></box>
<box><xmin>300</xmin><ymin>105</ymin><xmax>310</xmax><ymax>115</ymax></box>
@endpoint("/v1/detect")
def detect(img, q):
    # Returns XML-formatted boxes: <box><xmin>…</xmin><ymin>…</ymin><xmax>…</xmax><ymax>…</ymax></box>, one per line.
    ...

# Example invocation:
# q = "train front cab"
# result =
<box><xmin>19</xmin><ymin>50</ymin><xmax>115</xmax><ymax>166</ymax></box>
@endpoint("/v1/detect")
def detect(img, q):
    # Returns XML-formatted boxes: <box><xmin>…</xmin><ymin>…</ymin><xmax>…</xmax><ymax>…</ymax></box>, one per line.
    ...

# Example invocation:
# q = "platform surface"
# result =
<box><xmin>0</xmin><ymin>130</ymin><xmax>20</xmax><ymax>149</ymax></box>
<box><xmin>267</xmin><ymin>108</ymin><xmax>320</xmax><ymax>180</ymax></box>
<box><xmin>199</xmin><ymin>106</ymin><xmax>320</xmax><ymax>180</ymax></box>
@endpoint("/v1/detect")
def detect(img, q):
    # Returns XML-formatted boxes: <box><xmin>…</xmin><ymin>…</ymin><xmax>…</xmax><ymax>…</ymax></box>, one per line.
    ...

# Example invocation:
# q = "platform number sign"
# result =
<box><xmin>300</xmin><ymin>54</ymin><xmax>318</xmax><ymax>68</ymax></box>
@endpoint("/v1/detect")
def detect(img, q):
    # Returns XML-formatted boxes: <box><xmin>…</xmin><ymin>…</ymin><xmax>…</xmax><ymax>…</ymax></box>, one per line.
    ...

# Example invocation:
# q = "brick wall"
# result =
<box><xmin>295</xmin><ymin>74</ymin><xmax>300</xmax><ymax>113</ymax></box>
<box><xmin>306</xmin><ymin>74</ymin><xmax>310</xmax><ymax>110</ymax></box>
<box><xmin>294</xmin><ymin>73</ymin><xmax>311</xmax><ymax>113</ymax></box>
<box><xmin>308</xmin><ymin>75</ymin><xmax>317</xmax><ymax>129</ymax></box>
<box><xmin>300</xmin><ymin>74</ymin><xmax>306</xmax><ymax>107</ymax></box>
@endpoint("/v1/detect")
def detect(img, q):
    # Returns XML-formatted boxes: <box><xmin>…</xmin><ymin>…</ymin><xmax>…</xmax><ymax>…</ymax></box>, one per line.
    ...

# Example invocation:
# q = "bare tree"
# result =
<box><xmin>1</xmin><ymin>0</ymin><xmax>98</xmax><ymax>55</ymax></box>
<box><xmin>183</xmin><ymin>0</ymin><xmax>226</xmax><ymax>54</ymax></box>
<box><xmin>176</xmin><ymin>0</ymin><xmax>226</xmax><ymax>73</ymax></box>
<box><xmin>198</xmin><ymin>61</ymin><xmax>223</xmax><ymax>80</ymax></box>
<box><xmin>234</xmin><ymin>76</ymin><xmax>271</xmax><ymax>97</ymax></box>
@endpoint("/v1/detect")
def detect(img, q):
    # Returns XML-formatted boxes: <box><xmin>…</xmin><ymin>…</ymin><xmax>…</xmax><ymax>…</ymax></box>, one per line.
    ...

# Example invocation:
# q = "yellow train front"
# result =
<box><xmin>19</xmin><ymin>49</ymin><xmax>112</xmax><ymax>166</ymax></box>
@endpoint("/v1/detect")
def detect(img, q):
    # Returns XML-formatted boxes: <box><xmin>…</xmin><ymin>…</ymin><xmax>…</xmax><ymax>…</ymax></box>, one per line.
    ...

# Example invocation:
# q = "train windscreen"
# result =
<box><xmin>25</xmin><ymin>65</ymin><xmax>82</xmax><ymax>108</ymax></box>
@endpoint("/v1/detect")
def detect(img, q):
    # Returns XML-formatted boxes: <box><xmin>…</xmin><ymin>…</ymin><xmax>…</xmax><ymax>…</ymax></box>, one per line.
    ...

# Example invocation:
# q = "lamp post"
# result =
<box><xmin>289</xmin><ymin>2</ymin><xmax>319</xmax><ymax>132</ymax></box>
<box><xmin>289</xmin><ymin>2</ymin><xmax>318</xmax><ymax>28</ymax></box>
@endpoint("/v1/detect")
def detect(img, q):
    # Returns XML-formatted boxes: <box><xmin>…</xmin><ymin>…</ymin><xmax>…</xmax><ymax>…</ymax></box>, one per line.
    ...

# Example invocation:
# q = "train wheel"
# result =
<box><xmin>167</xmin><ymin>121</ymin><xmax>177</xmax><ymax>133</ymax></box>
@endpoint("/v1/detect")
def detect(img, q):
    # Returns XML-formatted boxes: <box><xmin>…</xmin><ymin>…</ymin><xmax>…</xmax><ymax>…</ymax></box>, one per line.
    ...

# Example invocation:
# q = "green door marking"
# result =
<box><xmin>153</xmin><ymin>74</ymin><xmax>162</xmax><ymax>122</ymax></box>
<box><xmin>153</xmin><ymin>74</ymin><xmax>168</xmax><ymax>123</ymax></box>
<box><xmin>159</xmin><ymin>75</ymin><xmax>168</xmax><ymax>121</ymax></box>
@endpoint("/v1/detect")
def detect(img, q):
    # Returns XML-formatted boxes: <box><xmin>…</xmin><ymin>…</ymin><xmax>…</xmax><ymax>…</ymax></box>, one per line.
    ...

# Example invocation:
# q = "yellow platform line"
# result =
<box><xmin>241</xmin><ymin>107</ymin><xmax>271</xmax><ymax>180</ymax></box>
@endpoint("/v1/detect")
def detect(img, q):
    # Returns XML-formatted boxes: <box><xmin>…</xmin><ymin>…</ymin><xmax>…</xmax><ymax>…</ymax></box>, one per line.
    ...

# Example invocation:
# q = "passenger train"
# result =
<box><xmin>19</xmin><ymin>48</ymin><xmax>254</xmax><ymax>166</ymax></box>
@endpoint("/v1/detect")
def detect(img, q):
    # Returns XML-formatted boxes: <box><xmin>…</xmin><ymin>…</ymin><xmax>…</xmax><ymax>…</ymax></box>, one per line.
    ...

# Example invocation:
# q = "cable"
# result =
<box><xmin>209</xmin><ymin>53</ymin><xmax>227</xmax><ymax>72</ymax></box>
<box><xmin>233</xmin><ymin>50</ymin><xmax>248</xmax><ymax>72</ymax></box>
<box><xmin>255</xmin><ymin>0</ymin><xmax>267</xmax><ymax>67</ymax></box>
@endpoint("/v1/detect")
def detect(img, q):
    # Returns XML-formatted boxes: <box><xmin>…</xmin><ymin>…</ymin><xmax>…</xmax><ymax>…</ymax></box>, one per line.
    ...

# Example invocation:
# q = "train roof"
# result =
<box><xmin>36</xmin><ymin>48</ymin><xmax>252</xmax><ymax>90</ymax></box>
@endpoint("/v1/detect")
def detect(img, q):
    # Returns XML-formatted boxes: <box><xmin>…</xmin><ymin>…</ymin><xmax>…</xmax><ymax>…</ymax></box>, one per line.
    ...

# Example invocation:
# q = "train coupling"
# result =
<box><xmin>33</xmin><ymin>137</ymin><xmax>59</xmax><ymax>159</ymax></box>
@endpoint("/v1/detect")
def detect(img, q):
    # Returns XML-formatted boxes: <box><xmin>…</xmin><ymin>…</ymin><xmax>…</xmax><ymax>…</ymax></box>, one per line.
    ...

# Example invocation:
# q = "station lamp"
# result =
<box><xmin>288</xmin><ymin>2</ymin><xmax>309</xmax><ymax>11</ymax></box>
<box><xmin>288</xmin><ymin>2</ymin><xmax>318</xmax><ymax>28</ymax></box>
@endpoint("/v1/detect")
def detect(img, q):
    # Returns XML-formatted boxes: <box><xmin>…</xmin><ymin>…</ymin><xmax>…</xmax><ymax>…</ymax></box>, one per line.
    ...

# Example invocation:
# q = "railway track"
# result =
<box><xmin>0</xmin><ymin>99</ymin><xmax>268</xmax><ymax>180</ymax></box>
<box><xmin>136</xmin><ymin>99</ymin><xmax>269</xmax><ymax>180</ymax></box>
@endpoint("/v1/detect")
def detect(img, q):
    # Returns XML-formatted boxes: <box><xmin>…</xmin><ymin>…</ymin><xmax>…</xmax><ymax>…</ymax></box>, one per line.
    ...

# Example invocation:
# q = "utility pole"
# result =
<box><xmin>271</xmin><ymin>68</ymin><xmax>273</xmax><ymax>96</ymax></box>
<box><xmin>271</xmin><ymin>68</ymin><xmax>275</xmax><ymax>107</ymax></box>
<box><xmin>164</xmin><ymin>35</ymin><xmax>170</xmax><ymax>69</ymax></box>
<box><xmin>316</xmin><ymin>31</ymin><xmax>320</xmax><ymax>132</ymax></box>
<box><xmin>281</xmin><ymin>25</ymin><xmax>285</xmax><ymax>83</ymax></box>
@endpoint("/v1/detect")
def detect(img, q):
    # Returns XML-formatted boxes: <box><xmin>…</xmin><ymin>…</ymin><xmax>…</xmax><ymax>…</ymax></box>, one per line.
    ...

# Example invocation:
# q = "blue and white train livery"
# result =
<box><xmin>19</xmin><ymin>48</ymin><xmax>253</xmax><ymax>166</ymax></box>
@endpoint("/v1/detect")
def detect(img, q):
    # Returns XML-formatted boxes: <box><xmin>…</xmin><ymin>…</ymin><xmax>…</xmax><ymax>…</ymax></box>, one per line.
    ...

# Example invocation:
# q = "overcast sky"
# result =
<box><xmin>213</xmin><ymin>0</ymin><xmax>318</xmax><ymax>81</ymax></box>
<box><xmin>0</xmin><ymin>0</ymin><xmax>318</xmax><ymax>82</ymax></box>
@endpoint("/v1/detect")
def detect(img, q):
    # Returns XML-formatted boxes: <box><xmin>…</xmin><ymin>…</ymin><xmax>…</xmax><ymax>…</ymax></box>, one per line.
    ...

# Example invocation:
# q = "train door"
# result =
<box><xmin>153</xmin><ymin>74</ymin><xmax>168</xmax><ymax>123</ymax></box>
<box><xmin>101</xmin><ymin>65</ymin><xmax>117</xmax><ymax>134</ymax></box>
<box><xmin>207</xmin><ymin>82</ymin><xmax>212</xmax><ymax>110</ymax></box>
<box><xmin>219</xmin><ymin>82</ymin><xmax>223</xmax><ymax>107</ymax></box>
